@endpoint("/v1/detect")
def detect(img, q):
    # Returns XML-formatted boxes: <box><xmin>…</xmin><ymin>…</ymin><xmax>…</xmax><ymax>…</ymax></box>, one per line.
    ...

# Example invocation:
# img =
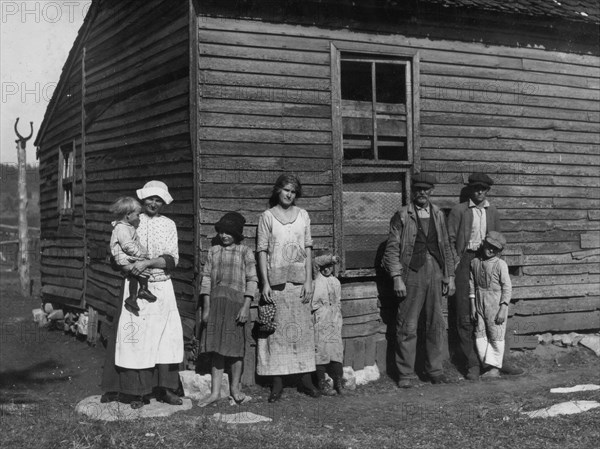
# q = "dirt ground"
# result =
<box><xmin>1</xmin><ymin>270</ymin><xmax>599</xmax><ymax>444</ymax></box>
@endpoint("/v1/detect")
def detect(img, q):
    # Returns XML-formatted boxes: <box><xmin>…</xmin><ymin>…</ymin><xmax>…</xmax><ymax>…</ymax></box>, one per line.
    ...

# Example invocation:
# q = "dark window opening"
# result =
<box><xmin>59</xmin><ymin>143</ymin><xmax>75</xmax><ymax>213</ymax></box>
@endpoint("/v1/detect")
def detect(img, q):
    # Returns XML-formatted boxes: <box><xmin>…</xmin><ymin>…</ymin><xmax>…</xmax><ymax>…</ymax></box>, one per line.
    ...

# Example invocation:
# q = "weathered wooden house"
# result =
<box><xmin>35</xmin><ymin>0</ymin><xmax>599</xmax><ymax>383</ymax></box>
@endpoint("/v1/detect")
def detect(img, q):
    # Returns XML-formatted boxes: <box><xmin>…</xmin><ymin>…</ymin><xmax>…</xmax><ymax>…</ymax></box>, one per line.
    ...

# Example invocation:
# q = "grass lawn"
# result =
<box><xmin>1</xmin><ymin>270</ymin><xmax>599</xmax><ymax>448</ymax></box>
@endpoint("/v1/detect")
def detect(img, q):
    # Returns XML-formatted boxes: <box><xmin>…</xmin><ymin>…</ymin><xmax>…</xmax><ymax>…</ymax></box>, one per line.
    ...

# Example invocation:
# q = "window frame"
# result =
<box><xmin>331</xmin><ymin>43</ymin><xmax>420</xmax><ymax>277</ymax></box>
<box><xmin>58</xmin><ymin>141</ymin><xmax>76</xmax><ymax>215</ymax></box>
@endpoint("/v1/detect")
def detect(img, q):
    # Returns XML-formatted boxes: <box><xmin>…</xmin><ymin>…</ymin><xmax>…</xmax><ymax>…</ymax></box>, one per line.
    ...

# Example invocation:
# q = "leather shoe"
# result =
<box><xmin>157</xmin><ymin>389</ymin><xmax>183</xmax><ymax>405</ymax></box>
<box><xmin>100</xmin><ymin>392</ymin><xmax>119</xmax><ymax>403</ymax></box>
<box><xmin>124</xmin><ymin>297</ymin><xmax>140</xmax><ymax>312</ymax></box>
<box><xmin>397</xmin><ymin>378</ymin><xmax>417</xmax><ymax>389</ymax></box>
<box><xmin>137</xmin><ymin>288</ymin><xmax>157</xmax><ymax>302</ymax></box>
<box><xmin>430</xmin><ymin>374</ymin><xmax>450</xmax><ymax>384</ymax></box>
<box><xmin>130</xmin><ymin>397</ymin><xmax>145</xmax><ymax>409</ymax></box>
<box><xmin>500</xmin><ymin>364</ymin><xmax>524</xmax><ymax>375</ymax></box>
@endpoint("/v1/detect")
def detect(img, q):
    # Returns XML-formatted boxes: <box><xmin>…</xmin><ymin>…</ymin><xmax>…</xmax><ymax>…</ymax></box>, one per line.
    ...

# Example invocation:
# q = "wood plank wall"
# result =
<box><xmin>84</xmin><ymin>0</ymin><xmax>193</xmax><ymax>334</ymax></box>
<box><xmin>39</xmin><ymin>0</ymin><xmax>195</xmax><ymax>337</ymax></box>
<box><xmin>197</xmin><ymin>17</ymin><xmax>599</xmax><ymax>377</ymax></box>
<box><xmin>38</xmin><ymin>31</ymin><xmax>86</xmax><ymax>308</ymax></box>
<box><xmin>196</xmin><ymin>23</ymin><xmax>335</xmax><ymax>254</ymax></box>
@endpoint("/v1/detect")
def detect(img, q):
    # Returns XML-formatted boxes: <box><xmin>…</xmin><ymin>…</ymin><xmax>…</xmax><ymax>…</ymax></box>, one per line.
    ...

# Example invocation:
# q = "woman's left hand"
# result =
<box><xmin>236</xmin><ymin>304</ymin><xmax>250</xmax><ymax>324</ymax></box>
<box><xmin>130</xmin><ymin>260</ymin><xmax>149</xmax><ymax>276</ymax></box>
<box><xmin>301</xmin><ymin>280</ymin><xmax>314</xmax><ymax>304</ymax></box>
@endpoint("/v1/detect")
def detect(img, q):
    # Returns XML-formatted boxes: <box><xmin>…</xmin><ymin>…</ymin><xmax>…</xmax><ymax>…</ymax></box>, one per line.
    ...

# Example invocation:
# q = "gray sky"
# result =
<box><xmin>1</xmin><ymin>0</ymin><xmax>88</xmax><ymax>166</ymax></box>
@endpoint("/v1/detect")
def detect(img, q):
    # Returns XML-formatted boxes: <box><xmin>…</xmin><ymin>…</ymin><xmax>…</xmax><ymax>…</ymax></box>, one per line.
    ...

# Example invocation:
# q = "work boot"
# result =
<box><xmin>430</xmin><ymin>374</ymin><xmax>451</xmax><ymax>384</ymax></box>
<box><xmin>500</xmin><ymin>363</ymin><xmax>524</xmax><ymax>375</ymax></box>
<box><xmin>397</xmin><ymin>378</ymin><xmax>417</xmax><ymax>389</ymax></box>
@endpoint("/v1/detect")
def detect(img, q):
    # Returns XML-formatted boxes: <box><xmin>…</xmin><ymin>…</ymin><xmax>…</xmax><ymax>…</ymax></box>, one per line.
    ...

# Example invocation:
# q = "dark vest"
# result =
<box><xmin>409</xmin><ymin>211</ymin><xmax>443</xmax><ymax>271</ymax></box>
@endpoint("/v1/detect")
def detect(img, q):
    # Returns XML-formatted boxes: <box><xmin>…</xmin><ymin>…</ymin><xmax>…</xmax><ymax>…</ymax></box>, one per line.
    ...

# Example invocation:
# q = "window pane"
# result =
<box><xmin>378</xmin><ymin>141</ymin><xmax>408</xmax><ymax>161</ymax></box>
<box><xmin>343</xmin><ymin>146</ymin><xmax>373</xmax><ymax>160</ymax></box>
<box><xmin>375</xmin><ymin>63</ymin><xmax>406</xmax><ymax>104</ymax></box>
<box><xmin>341</xmin><ymin>61</ymin><xmax>372</xmax><ymax>102</ymax></box>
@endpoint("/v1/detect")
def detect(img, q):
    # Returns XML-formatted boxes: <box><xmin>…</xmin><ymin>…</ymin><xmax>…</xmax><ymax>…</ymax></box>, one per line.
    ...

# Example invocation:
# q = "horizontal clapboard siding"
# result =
<box><xmin>197</xmin><ymin>21</ymin><xmax>334</xmax><ymax>261</ymax></box>
<box><xmin>38</xmin><ymin>0</ymin><xmax>194</xmax><ymax>337</ymax></box>
<box><xmin>198</xmin><ymin>17</ymin><xmax>599</xmax><ymax>375</ymax></box>
<box><xmin>37</xmin><ymin>29</ymin><xmax>86</xmax><ymax>307</ymax></box>
<box><xmin>83</xmin><ymin>0</ymin><xmax>193</xmax><ymax>333</ymax></box>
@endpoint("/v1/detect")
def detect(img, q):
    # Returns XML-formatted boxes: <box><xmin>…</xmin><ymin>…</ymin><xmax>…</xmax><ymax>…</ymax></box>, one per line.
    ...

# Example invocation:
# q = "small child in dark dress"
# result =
<box><xmin>198</xmin><ymin>212</ymin><xmax>258</xmax><ymax>407</ymax></box>
<box><xmin>109</xmin><ymin>197</ymin><xmax>156</xmax><ymax>314</ymax></box>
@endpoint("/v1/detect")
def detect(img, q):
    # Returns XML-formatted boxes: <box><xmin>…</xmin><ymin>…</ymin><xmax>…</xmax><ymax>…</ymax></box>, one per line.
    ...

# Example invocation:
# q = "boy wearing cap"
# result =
<box><xmin>469</xmin><ymin>231</ymin><xmax>512</xmax><ymax>378</ymax></box>
<box><xmin>383</xmin><ymin>173</ymin><xmax>456</xmax><ymax>387</ymax></box>
<box><xmin>447</xmin><ymin>173</ymin><xmax>502</xmax><ymax>380</ymax></box>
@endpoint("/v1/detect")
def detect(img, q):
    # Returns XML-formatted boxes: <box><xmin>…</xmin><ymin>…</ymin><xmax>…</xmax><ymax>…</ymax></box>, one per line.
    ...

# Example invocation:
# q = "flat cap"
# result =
<box><xmin>412</xmin><ymin>173</ymin><xmax>436</xmax><ymax>189</ymax></box>
<box><xmin>485</xmin><ymin>231</ymin><xmax>506</xmax><ymax>250</ymax></box>
<box><xmin>467</xmin><ymin>173</ymin><xmax>494</xmax><ymax>188</ymax></box>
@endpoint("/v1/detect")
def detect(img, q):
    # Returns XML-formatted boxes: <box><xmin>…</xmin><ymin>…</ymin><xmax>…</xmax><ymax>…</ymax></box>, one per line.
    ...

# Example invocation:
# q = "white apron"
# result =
<box><xmin>115</xmin><ymin>277</ymin><xmax>183</xmax><ymax>369</ymax></box>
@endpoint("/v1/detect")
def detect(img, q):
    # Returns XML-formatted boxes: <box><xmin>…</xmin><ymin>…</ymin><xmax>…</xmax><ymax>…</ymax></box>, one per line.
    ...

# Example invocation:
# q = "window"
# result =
<box><xmin>340</xmin><ymin>56</ymin><xmax>411</xmax><ymax>162</ymax></box>
<box><xmin>59</xmin><ymin>142</ymin><xmax>75</xmax><ymax>213</ymax></box>
<box><xmin>332</xmin><ymin>47</ymin><xmax>419</xmax><ymax>275</ymax></box>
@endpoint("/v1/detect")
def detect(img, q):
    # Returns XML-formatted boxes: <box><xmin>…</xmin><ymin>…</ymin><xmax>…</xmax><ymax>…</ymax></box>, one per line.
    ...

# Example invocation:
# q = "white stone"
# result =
<box><xmin>561</xmin><ymin>334</ymin><xmax>574</xmax><ymax>346</ymax></box>
<box><xmin>568</xmin><ymin>332</ymin><xmax>584</xmax><ymax>346</ymax></box>
<box><xmin>580</xmin><ymin>335</ymin><xmax>600</xmax><ymax>357</ymax></box>
<box><xmin>47</xmin><ymin>309</ymin><xmax>64</xmax><ymax>321</ymax></box>
<box><xmin>550</xmin><ymin>384</ymin><xmax>600</xmax><ymax>394</ymax></box>
<box><xmin>354</xmin><ymin>365</ymin><xmax>381</xmax><ymax>386</ymax></box>
<box><xmin>32</xmin><ymin>308</ymin><xmax>46</xmax><ymax>323</ymax></box>
<box><xmin>538</xmin><ymin>333</ymin><xmax>553</xmax><ymax>344</ymax></box>
<box><xmin>76</xmin><ymin>313</ymin><xmax>88</xmax><ymax>335</ymax></box>
<box><xmin>342</xmin><ymin>364</ymin><xmax>380</xmax><ymax>387</ymax></box>
<box><xmin>75</xmin><ymin>395</ymin><xmax>192</xmax><ymax>421</ymax></box>
<box><xmin>342</xmin><ymin>366</ymin><xmax>356</xmax><ymax>390</ymax></box>
<box><xmin>521</xmin><ymin>401</ymin><xmax>600</xmax><ymax>418</ymax></box>
<box><xmin>212</xmin><ymin>412</ymin><xmax>272</xmax><ymax>424</ymax></box>
<box><xmin>178</xmin><ymin>370</ymin><xmax>230</xmax><ymax>400</ymax></box>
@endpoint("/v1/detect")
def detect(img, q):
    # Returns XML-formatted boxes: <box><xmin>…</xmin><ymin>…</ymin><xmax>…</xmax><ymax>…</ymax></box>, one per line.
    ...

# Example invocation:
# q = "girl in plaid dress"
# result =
<box><xmin>198</xmin><ymin>212</ymin><xmax>258</xmax><ymax>407</ymax></box>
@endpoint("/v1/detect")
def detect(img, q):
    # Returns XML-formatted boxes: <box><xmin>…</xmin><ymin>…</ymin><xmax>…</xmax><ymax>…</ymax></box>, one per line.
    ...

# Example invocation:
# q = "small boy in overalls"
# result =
<box><xmin>469</xmin><ymin>231</ymin><xmax>512</xmax><ymax>379</ymax></box>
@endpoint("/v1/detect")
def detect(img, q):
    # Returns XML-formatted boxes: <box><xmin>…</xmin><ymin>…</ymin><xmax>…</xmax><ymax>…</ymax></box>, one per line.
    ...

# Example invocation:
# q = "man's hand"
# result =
<box><xmin>443</xmin><ymin>278</ymin><xmax>456</xmax><ymax>296</ymax></box>
<box><xmin>470</xmin><ymin>302</ymin><xmax>477</xmax><ymax>323</ymax></box>
<box><xmin>393</xmin><ymin>276</ymin><xmax>407</xmax><ymax>298</ymax></box>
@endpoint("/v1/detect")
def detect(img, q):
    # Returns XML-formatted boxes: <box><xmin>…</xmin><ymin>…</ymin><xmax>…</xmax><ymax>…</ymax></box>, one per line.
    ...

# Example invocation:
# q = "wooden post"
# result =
<box><xmin>14</xmin><ymin>118</ymin><xmax>34</xmax><ymax>297</ymax></box>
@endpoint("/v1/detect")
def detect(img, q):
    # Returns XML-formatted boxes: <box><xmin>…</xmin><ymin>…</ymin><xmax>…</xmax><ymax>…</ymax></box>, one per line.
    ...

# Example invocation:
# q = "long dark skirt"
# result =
<box><xmin>201</xmin><ymin>285</ymin><xmax>246</xmax><ymax>358</ymax></box>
